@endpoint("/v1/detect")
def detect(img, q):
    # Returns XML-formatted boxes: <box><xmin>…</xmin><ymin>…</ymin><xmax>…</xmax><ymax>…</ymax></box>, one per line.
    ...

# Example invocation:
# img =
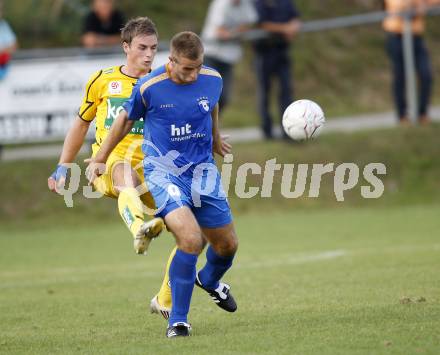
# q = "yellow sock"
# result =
<box><xmin>117</xmin><ymin>187</ymin><xmax>145</xmax><ymax>238</ymax></box>
<box><xmin>157</xmin><ymin>247</ymin><xmax>177</xmax><ymax>309</ymax></box>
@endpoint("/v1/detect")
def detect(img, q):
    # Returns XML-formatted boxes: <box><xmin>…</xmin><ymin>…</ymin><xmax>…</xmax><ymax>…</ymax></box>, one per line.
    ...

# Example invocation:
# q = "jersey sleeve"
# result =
<box><xmin>210</xmin><ymin>72</ymin><xmax>223</xmax><ymax>107</ymax></box>
<box><xmin>123</xmin><ymin>80</ymin><xmax>147</xmax><ymax>121</ymax></box>
<box><xmin>216</xmin><ymin>76</ymin><xmax>224</xmax><ymax>106</ymax></box>
<box><xmin>78</xmin><ymin>69</ymin><xmax>103</xmax><ymax>122</ymax></box>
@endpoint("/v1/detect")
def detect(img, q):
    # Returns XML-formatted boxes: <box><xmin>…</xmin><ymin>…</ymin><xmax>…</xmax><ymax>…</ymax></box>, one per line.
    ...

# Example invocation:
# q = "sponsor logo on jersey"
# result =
<box><xmin>105</xmin><ymin>97</ymin><xmax>143</xmax><ymax>135</ymax></box>
<box><xmin>160</xmin><ymin>103</ymin><xmax>175</xmax><ymax>109</ymax></box>
<box><xmin>197</xmin><ymin>97</ymin><xmax>210</xmax><ymax>113</ymax></box>
<box><xmin>108</xmin><ymin>81</ymin><xmax>122</xmax><ymax>95</ymax></box>
<box><xmin>169</xmin><ymin>123</ymin><xmax>206</xmax><ymax>142</ymax></box>
<box><xmin>171</xmin><ymin>123</ymin><xmax>192</xmax><ymax>137</ymax></box>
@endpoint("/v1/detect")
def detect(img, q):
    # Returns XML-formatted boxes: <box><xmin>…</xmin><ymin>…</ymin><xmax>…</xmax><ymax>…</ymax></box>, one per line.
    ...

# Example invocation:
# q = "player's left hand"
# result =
<box><xmin>214</xmin><ymin>134</ymin><xmax>232</xmax><ymax>157</ymax></box>
<box><xmin>84</xmin><ymin>158</ymin><xmax>106</xmax><ymax>185</ymax></box>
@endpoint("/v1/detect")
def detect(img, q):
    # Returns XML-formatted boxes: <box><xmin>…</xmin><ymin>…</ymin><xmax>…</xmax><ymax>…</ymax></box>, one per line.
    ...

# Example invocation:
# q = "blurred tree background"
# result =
<box><xmin>4</xmin><ymin>0</ymin><xmax>440</xmax><ymax>125</ymax></box>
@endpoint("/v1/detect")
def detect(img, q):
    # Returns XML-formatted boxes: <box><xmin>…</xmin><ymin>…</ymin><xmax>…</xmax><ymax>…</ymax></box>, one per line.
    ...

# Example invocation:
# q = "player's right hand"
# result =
<box><xmin>48</xmin><ymin>165</ymin><xmax>68</xmax><ymax>193</ymax></box>
<box><xmin>84</xmin><ymin>158</ymin><xmax>105</xmax><ymax>185</ymax></box>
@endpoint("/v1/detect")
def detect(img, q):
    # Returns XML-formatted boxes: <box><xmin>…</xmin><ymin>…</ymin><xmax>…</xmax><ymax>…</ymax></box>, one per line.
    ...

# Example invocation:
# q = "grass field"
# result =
<box><xmin>1</xmin><ymin>206</ymin><xmax>439</xmax><ymax>354</ymax></box>
<box><xmin>3</xmin><ymin>2</ymin><xmax>440</xmax><ymax>349</ymax></box>
<box><xmin>1</xmin><ymin>126</ymin><xmax>439</xmax><ymax>353</ymax></box>
<box><xmin>2</xmin><ymin>124</ymin><xmax>440</xmax><ymax>222</ymax></box>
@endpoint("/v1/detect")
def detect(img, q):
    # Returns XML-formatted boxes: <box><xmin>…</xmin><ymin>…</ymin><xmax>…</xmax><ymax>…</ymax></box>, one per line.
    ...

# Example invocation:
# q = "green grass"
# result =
<box><xmin>1</xmin><ymin>124</ymin><xmax>439</xmax><ymax>223</ymax></box>
<box><xmin>0</xmin><ymin>206</ymin><xmax>439</xmax><ymax>354</ymax></box>
<box><xmin>1</xmin><ymin>123</ymin><xmax>439</xmax><ymax>353</ymax></box>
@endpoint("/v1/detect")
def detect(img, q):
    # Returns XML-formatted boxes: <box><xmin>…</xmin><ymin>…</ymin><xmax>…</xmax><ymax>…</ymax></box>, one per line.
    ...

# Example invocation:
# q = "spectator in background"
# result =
<box><xmin>383</xmin><ymin>0</ymin><xmax>435</xmax><ymax>125</ymax></box>
<box><xmin>201</xmin><ymin>0</ymin><xmax>257</xmax><ymax>112</ymax></box>
<box><xmin>253</xmin><ymin>0</ymin><xmax>301</xmax><ymax>139</ymax></box>
<box><xmin>0</xmin><ymin>0</ymin><xmax>17</xmax><ymax>80</ymax></box>
<box><xmin>82</xmin><ymin>0</ymin><xmax>125</xmax><ymax>48</ymax></box>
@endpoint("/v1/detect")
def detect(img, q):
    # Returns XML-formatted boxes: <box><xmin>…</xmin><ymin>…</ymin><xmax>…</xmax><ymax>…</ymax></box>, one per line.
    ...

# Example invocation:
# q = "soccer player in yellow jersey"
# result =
<box><xmin>48</xmin><ymin>17</ymin><xmax>173</xmax><ymax>319</ymax></box>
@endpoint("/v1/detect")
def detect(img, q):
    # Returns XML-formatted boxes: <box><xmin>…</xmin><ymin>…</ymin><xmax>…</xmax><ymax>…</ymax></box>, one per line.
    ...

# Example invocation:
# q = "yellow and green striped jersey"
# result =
<box><xmin>78</xmin><ymin>65</ymin><xmax>144</xmax><ymax>162</ymax></box>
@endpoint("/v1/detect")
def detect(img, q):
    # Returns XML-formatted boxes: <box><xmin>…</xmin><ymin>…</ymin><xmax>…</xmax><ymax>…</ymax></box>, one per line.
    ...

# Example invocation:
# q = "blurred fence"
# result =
<box><xmin>0</xmin><ymin>6</ymin><xmax>439</xmax><ymax>147</ymax></box>
<box><xmin>244</xmin><ymin>6</ymin><xmax>440</xmax><ymax>125</ymax></box>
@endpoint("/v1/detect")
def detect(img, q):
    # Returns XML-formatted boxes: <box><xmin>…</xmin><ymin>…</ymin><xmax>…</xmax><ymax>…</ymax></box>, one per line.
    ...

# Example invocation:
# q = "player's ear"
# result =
<box><xmin>122</xmin><ymin>41</ymin><xmax>130</xmax><ymax>54</ymax></box>
<box><xmin>168</xmin><ymin>56</ymin><xmax>175</xmax><ymax>67</ymax></box>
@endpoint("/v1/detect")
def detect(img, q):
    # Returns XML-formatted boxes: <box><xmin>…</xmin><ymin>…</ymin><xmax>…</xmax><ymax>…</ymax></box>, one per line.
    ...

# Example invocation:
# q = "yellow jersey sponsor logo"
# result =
<box><xmin>104</xmin><ymin>97</ymin><xmax>143</xmax><ymax>135</ymax></box>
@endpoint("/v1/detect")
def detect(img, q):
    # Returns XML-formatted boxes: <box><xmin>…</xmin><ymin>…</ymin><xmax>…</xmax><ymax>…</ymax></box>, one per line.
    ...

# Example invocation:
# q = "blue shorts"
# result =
<box><xmin>145</xmin><ymin>164</ymin><xmax>233</xmax><ymax>229</ymax></box>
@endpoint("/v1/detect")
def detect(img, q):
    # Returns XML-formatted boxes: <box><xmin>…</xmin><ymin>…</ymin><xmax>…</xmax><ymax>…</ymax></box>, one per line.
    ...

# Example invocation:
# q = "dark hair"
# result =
<box><xmin>170</xmin><ymin>31</ymin><xmax>204</xmax><ymax>60</ymax></box>
<box><xmin>121</xmin><ymin>17</ymin><xmax>158</xmax><ymax>44</ymax></box>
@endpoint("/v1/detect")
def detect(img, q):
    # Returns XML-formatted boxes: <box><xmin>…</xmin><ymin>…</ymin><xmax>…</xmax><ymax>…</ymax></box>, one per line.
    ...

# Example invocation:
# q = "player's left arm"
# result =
<box><xmin>211</xmin><ymin>104</ymin><xmax>231</xmax><ymax>157</ymax></box>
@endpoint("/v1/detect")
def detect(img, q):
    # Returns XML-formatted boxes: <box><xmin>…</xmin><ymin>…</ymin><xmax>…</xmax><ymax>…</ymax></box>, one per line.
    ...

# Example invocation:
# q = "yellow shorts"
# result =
<box><xmin>91</xmin><ymin>144</ymin><xmax>155</xmax><ymax>210</ymax></box>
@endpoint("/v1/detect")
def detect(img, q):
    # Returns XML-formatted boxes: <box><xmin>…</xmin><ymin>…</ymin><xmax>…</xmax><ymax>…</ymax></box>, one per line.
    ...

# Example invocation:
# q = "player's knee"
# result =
<box><xmin>178</xmin><ymin>233</ymin><xmax>204</xmax><ymax>255</ymax></box>
<box><xmin>215</xmin><ymin>233</ymin><xmax>238</xmax><ymax>257</ymax></box>
<box><xmin>112</xmin><ymin>163</ymin><xmax>140</xmax><ymax>190</ymax></box>
<box><xmin>225</xmin><ymin>237</ymin><xmax>238</xmax><ymax>256</ymax></box>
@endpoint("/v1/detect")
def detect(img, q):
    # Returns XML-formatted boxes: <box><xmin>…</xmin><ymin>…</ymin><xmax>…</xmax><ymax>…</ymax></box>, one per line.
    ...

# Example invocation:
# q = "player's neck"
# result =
<box><xmin>167</xmin><ymin>63</ymin><xmax>181</xmax><ymax>84</ymax></box>
<box><xmin>121</xmin><ymin>64</ymin><xmax>148</xmax><ymax>79</ymax></box>
<box><xmin>169</xmin><ymin>73</ymin><xmax>182</xmax><ymax>84</ymax></box>
<box><xmin>167</xmin><ymin>62</ymin><xmax>189</xmax><ymax>85</ymax></box>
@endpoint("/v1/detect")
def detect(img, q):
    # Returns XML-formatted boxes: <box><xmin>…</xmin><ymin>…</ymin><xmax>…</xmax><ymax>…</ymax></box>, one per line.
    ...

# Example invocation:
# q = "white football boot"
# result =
<box><xmin>134</xmin><ymin>217</ymin><xmax>164</xmax><ymax>255</ymax></box>
<box><xmin>150</xmin><ymin>295</ymin><xmax>171</xmax><ymax>320</ymax></box>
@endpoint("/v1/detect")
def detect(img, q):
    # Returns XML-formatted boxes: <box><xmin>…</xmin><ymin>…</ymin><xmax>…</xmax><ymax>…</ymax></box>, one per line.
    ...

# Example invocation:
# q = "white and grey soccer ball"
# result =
<box><xmin>282</xmin><ymin>99</ymin><xmax>325</xmax><ymax>141</ymax></box>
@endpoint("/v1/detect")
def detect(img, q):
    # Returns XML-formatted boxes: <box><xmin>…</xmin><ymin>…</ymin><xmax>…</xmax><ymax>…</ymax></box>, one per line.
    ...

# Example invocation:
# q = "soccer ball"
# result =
<box><xmin>282</xmin><ymin>99</ymin><xmax>325</xmax><ymax>141</ymax></box>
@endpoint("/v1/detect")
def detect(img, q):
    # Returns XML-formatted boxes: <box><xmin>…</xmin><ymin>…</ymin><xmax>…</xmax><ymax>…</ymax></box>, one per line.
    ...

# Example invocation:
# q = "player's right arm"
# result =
<box><xmin>58</xmin><ymin>116</ymin><xmax>91</xmax><ymax>164</ymax></box>
<box><xmin>48</xmin><ymin>116</ymin><xmax>90</xmax><ymax>193</ymax></box>
<box><xmin>48</xmin><ymin>69</ymin><xmax>101</xmax><ymax>193</ymax></box>
<box><xmin>212</xmin><ymin>104</ymin><xmax>232</xmax><ymax>157</ymax></box>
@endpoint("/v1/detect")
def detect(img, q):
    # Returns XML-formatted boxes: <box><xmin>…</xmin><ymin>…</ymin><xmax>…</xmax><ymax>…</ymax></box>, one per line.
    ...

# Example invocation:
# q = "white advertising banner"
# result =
<box><xmin>0</xmin><ymin>51</ymin><xmax>169</xmax><ymax>143</ymax></box>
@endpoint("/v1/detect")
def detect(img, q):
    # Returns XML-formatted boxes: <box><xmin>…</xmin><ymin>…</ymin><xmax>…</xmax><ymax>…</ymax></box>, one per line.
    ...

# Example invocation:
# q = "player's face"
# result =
<box><xmin>169</xmin><ymin>54</ymin><xmax>203</xmax><ymax>84</ymax></box>
<box><xmin>125</xmin><ymin>34</ymin><xmax>158</xmax><ymax>75</ymax></box>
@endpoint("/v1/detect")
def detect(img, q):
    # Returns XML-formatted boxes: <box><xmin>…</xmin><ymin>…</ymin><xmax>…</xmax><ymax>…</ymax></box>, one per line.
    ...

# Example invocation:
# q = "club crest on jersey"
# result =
<box><xmin>197</xmin><ymin>97</ymin><xmax>210</xmax><ymax>113</ymax></box>
<box><xmin>109</xmin><ymin>81</ymin><xmax>122</xmax><ymax>95</ymax></box>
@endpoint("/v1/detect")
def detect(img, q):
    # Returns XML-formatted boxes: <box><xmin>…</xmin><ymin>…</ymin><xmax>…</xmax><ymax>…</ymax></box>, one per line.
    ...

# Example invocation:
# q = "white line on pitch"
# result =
<box><xmin>0</xmin><ymin>250</ymin><xmax>347</xmax><ymax>289</ymax></box>
<box><xmin>235</xmin><ymin>250</ymin><xmax>347</xmax><ymax>270</ymax></box>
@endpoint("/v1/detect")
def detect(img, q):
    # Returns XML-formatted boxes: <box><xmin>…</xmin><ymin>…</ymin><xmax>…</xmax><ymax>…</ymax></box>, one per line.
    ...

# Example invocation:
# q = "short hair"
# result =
<box><xmin>121</xmin><ymin>17</ymin><xmax>158</xmax><ymax>45</ymax></box>
<box><xmin>170</xmin><ymin>31</ymin><xmax>204</xmax><ymax>60</ymax></box>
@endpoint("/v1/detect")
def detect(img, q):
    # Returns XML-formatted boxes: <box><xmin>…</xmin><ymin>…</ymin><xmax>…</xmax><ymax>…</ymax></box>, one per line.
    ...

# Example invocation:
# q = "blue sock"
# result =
<box><xmin>198</xmin><ymin>246</ymin><xmax>234</xmax><ymax>289</ymax></box>
<box><xmin>169</xmin><ymin>249</ymin><xmax>198</xmax><ymax>326</ymax></box>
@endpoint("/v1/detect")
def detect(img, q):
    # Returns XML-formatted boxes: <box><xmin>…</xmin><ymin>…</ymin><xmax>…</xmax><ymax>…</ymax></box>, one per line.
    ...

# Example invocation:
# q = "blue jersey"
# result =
<box><xmin>123</xmin><ymin>64</ymin><xmax>222</xmax><ymax>174</ymax></box>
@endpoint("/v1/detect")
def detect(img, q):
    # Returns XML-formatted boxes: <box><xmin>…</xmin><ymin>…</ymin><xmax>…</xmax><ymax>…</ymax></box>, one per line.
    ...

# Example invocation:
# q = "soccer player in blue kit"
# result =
<box><xmin>86</xmin><ymin>31</ymin><xmax>238</xmax><ymax>338</ymax></box>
